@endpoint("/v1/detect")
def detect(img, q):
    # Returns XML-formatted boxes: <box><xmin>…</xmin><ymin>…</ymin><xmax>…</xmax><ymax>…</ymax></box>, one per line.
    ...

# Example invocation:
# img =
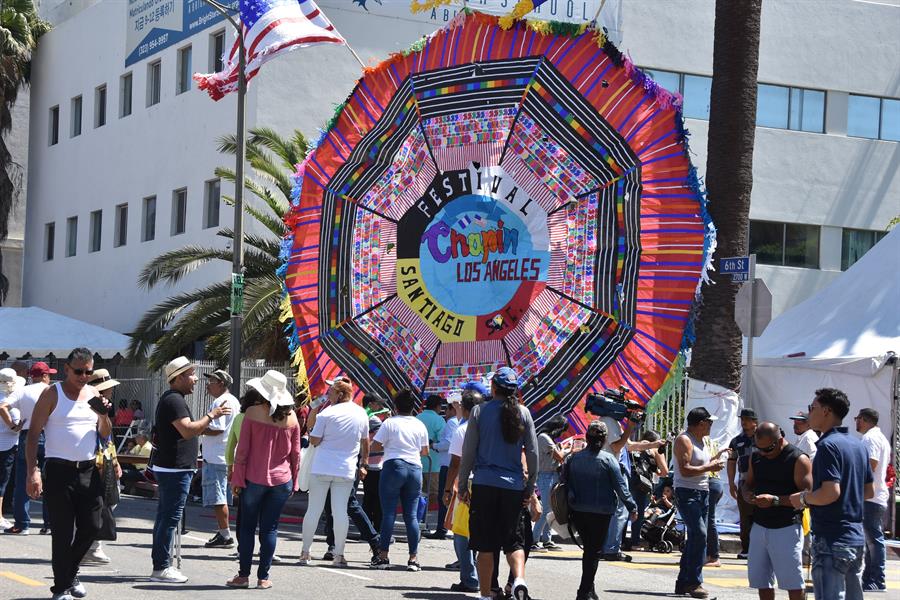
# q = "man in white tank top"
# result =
<box><xmin>26</xmin><ymin>347</ymin><xmax>112</xmax><ymax>600</ymax></box>
<box><xmin>673</xmin><ymin>407</ymin><xmax>728</xmax><ymax>599</ymax></box>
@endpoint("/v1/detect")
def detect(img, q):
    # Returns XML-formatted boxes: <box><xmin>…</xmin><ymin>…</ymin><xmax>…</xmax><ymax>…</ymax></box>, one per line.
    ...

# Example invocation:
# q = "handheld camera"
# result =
<box><xmin>584</xmin><ymin>385</ymin><xmax>645</xmax><ymax>424</ymax></box>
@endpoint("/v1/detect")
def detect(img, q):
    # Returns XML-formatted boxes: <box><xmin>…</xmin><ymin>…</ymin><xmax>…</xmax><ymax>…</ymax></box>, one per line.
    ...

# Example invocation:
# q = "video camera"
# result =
<box><xmin>584</xmin><ymin>385</ymin><xmax>646</xmax><ymax>424</ymax></box>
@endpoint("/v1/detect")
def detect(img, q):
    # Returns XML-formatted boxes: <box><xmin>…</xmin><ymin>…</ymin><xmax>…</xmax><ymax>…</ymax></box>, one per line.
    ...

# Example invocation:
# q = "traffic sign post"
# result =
<box><xmin>732</xmin><ymin>255</ymin><xmax>774</xmax><ymax>410</ymax></box>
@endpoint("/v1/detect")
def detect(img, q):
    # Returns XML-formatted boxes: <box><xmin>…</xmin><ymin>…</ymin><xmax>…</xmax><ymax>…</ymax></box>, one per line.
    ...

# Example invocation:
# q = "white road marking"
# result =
<box><xmin>316</xmin><ymin>567</ymin><xmax>373</xmax><ymax>581</ymax></box>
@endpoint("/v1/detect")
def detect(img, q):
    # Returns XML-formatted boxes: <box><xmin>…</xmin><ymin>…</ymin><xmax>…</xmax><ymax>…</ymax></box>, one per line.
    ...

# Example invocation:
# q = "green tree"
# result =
<box><xmin>127</xmin><ymin>127</ymin><xmax>308</xmax><ymax>369</ymax></box>
<box><xmin>0</xmin><ymin>0</ymin><xmax>49</xmax><ymax>303</ymax></box>
<box><xmin>690</xmin><ymin>0</ymin><xmax>762</xmax><ymax>392</ymax></box>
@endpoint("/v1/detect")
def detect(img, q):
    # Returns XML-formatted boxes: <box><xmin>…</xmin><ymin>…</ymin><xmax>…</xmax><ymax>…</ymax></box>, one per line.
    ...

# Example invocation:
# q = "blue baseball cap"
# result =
<box><xmin>461</xmin><ymin>380</ymin><xmax>490</xmax><ymax>396</ymax></box>
<box><xmin>491</xmin><ymin>367</ymin><xmax>520</xmax><ymax>390</ymax></box>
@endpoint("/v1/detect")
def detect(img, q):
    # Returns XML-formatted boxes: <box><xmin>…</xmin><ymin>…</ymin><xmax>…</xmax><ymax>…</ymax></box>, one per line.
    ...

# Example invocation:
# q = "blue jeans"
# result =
<box><xmin>454</xmin><ymin>533</ymin><xmax>478</xmax><ymax>588</ymax></box>
<box><xmin>811</xmin><ymin>536</ymin><xmax>863</xmax><ymax>600</ymax></box>
<box><xmin>0</xmin><ymin>445</ymin><xmax>16</xmax><ymax>497</ymax></box>
<box><xmin>706</xmin><ymin>477</ymin><xmax>723</xmax><ymax>560</ymax></box>
<box><xmin>629</xmin><ymin>483</ymin><xmax>650</xmax><ymax>547</ymax></box>
<box><xmin>238</xmin><ymin>481</ymin><xmax>292</xmax><ymax>580</ymax></box>
<box><xmin>151</xmin><ymin>470</ymin><xmax>193</xmax><ymax>571</ymax></box>
<box><xmin>675</xmin><ymin>487</ymin><xmax>709</xmax><ymax>587</ymax></box>
<box><xmin>436</xmin><ymin>466</ymin><xmax>449</xmax><ymax>533</ymax></box>
<box><xmin>861</xmin><ymin>502</ymin><xmax>886</xmax><ymax>589</ymax></box>
<box><xmin>378</xmin><ymin>459</ymin><xmax>422</xmax><ymax>556</ymax></box>
<box><xmin>14</xmin><ymin>430</ymin><xmax>48</xmax><ymax>529</ymax></box>
<box><xmin>602</xmin><ymin>498</ymin><xmax>628</xmax><ymax>553</ymax></box>
<box><xmin>532</xmin><ymin>471</ymin><xmax>558</xmax><ymax>543</ymax></box>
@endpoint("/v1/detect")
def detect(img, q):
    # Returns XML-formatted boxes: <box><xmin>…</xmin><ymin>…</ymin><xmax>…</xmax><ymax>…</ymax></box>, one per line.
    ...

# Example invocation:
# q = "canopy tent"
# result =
<box><xmin>0</xmin><ymin>306</ymin><xmax>131</xmax><ymax>358</ymax></box>
<box><xmin>749</xmin><ymin>227</ymin><xmax>899</xmax><ymax>440</ymax></box>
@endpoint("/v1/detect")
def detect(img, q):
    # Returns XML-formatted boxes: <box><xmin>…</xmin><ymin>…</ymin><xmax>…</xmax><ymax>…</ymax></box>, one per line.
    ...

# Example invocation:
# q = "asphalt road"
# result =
<box><xmin>0</xmin><ymin>495</ymin><xmax>896</xmax><ymax>600</ymax></box>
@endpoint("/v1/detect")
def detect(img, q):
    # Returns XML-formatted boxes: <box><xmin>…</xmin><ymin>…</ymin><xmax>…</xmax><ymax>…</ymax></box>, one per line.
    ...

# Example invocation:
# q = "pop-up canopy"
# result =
<box><xmin>750</xmin><ymin>228</ymin><xmax>899</xmax><ymax>439</ymax></box>
<box><xmin>0</xmin><ymin>306</ymin><xmax>131</xmax><ymax>358</ymax></box>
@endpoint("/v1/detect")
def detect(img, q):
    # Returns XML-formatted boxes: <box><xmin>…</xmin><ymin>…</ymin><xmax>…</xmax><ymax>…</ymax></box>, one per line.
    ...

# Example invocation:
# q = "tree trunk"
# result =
<box><xmin>690</xmin><ymin>0</ymin><xmax>762</xmax><ymax>391</ymax></box>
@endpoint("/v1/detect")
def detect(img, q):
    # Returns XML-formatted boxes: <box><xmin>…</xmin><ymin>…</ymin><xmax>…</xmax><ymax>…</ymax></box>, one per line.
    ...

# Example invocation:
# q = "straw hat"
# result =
<box><xmin>0</xmin><ymin>368</ymin><xmax>25</xmax><ymax>395</ymax></box>
<box><xmin>246</xmin><ymin>370</ymin><xmax>293</xmax><ymax>415</ymax></box>
<box><xmin>88</xmin><ymin>368</ymin><xmax>121</xmax><ymax>392</ymax></box>
<box><xmin>164</xmin><ymin>356</ymin><xmax>194</xmax><ymax>382</ymax></box>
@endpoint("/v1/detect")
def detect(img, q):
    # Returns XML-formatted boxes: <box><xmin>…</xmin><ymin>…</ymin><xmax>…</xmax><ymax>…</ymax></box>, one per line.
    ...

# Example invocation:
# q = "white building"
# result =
<box><xmin>19</xmin><ymin>0</ymin><xmax>900</xmax><ymax>340</ymax></box>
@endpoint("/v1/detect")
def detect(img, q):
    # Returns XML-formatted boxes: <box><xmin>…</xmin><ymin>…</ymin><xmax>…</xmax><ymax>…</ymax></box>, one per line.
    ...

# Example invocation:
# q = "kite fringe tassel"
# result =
<box><xmin>646</xmin><ymin>352</ymin><xmax>686</xmax><ymax>415</ymax></box>
<box><xmin>499</xmin><ymin>0</ymin><xmax>534</xmax><ymax>29</ymax></box>
<box><xmin>409</xmin><ymin>0</ymin><xmax>454</xmax><ymax>14</ymax></box>
<box><xmin>623</xmin><ymin>56</ymin><xmax>683</xmax><ymax>110</ymax></box>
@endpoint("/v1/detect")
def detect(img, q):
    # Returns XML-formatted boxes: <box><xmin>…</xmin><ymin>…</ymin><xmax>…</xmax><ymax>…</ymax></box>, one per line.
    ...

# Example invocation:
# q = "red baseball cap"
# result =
<box><xmin>29</xmin><ymin>361</ymin><xmax>57</xmax><ymax>377</ymax></box>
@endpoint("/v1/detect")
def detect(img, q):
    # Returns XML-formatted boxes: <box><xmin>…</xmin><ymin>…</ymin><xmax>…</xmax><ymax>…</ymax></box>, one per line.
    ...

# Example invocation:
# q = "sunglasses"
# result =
<box><xmin>755</xmin><ymin>441</ymin><xmax>778</xmax><ymax>453</ymax></box>
<box><xmin>69</xmin><ymin>367</ymin><xmax>95</xmax><ymax>376</ymax></box>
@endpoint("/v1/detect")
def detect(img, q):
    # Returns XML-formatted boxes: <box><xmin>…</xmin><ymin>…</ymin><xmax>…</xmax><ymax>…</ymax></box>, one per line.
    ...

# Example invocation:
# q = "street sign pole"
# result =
<box><xmin>745</xmin><ymin>254</ymin><xmax>757</xmax><ymax>410</ymax></box>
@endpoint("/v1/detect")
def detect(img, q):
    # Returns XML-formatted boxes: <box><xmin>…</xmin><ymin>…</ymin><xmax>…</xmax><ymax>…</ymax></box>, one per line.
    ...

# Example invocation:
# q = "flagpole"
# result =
<box><xmin>202</xmin><ymin>0</ymin><xmax>246</xmax><ymax>395</ymax></box>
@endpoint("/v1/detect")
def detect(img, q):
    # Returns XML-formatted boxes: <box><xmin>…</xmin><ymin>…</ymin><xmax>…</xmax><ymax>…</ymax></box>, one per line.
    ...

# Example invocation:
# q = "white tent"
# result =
<box><xmin>749</xmin><ymin>228</ymin><xmax>900</xmax><ymax>440</ymax></box>
<box><xmin>0</xmin><ymin>306</ymin><xmax>131</xmax><ymax>358</ymax></box>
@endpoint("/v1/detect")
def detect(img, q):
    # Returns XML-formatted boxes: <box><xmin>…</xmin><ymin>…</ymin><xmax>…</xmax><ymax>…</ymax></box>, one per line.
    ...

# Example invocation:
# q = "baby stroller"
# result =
<box><xmin>640</xmin><ymin>502</ymin><xmax>684</xmax><ymax>553</ymax></box>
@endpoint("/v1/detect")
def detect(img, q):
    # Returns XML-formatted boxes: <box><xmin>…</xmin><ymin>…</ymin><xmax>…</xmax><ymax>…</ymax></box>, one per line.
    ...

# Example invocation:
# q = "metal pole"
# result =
<box><xmin>745</xmin><ymin>254</ymin><xmax>757</xmax><ymax>410</ymax></box>
<box><xmin>201</xmin><ymin>0</ymin><xmax>245</xmax><ymax>395</ymax></box>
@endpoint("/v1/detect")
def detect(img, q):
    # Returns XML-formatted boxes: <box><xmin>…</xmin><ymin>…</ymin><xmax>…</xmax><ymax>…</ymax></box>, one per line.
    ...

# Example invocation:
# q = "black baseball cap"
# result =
<box><xmin>740</xmin><ymin>408</ymin><xmax>758</xmax><ymax>420</ymax></box>
<box><xmin>687</xmin><ymin>407</ymin><xmax>718</xmax><ymax>426</ymax></box>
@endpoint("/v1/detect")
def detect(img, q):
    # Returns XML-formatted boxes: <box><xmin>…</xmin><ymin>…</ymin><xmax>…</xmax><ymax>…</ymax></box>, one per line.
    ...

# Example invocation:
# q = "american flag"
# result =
<box><xmin>194</xmin><ymin>0</ymin><xmax>345</xmax><ymax>101</ymax></box>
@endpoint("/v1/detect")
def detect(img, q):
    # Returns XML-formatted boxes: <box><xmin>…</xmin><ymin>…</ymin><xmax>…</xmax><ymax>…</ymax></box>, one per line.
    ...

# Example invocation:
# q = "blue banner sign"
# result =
<box><xmin>125</xmin><ymin>0</ymin><xmax>238</xmax><ymax>67</ymax></box>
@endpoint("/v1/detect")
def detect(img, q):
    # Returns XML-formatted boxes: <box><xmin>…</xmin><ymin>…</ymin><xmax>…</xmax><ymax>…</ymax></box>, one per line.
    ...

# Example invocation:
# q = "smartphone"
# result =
<box><xmin>88</xmin><ymin>395</ymin><xmax>109</xmax><ymax>415</ymax></box>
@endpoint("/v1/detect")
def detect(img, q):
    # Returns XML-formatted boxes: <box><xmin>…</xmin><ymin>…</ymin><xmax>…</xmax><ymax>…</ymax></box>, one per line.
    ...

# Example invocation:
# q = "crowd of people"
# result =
<box><xmin>0</xmin><ymin>350</ymin><xmax>893</xmax><ymax>600</ymax></box>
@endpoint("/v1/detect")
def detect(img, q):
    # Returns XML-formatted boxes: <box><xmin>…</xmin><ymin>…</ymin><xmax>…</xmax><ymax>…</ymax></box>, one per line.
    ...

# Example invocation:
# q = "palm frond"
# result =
<box><xmin>137</xmin><ymin>245</ymin><xmax>234</xmax><ymax>289</ymax></box>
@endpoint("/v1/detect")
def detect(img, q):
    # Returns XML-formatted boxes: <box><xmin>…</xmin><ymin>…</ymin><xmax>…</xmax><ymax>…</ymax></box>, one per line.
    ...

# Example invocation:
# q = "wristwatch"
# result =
<box><xmin>772</xmin><ymin>496</ymin><xmax>781</xmax><ymax>507</ymax></box>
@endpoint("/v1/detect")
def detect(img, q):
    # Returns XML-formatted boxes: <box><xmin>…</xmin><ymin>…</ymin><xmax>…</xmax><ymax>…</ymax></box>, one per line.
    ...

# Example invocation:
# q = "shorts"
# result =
<box><xmin>748</xmin><ymin>522</ymin><xmax>804</xmax><ymax>590</ymax></box>
<box><xmin>468</xmin><ymin>483</ymin><xmax>526</xmax><ymax>553</ymax></box>
<box><xmin>202</xmin><ymin>461</ymin><xmax>231</xmax><ymax>507</ymax></box>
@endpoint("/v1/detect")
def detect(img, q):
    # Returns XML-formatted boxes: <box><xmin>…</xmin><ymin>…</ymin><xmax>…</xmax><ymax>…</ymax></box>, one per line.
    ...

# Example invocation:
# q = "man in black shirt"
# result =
<box><xmin>727</xmin><ymin>408</ymin><xmax>758</xmax><ymax>558</ymax></box>
<box><xmin>742</xmin><ymin>422</ymin><xmax>811</xmax><ymax>600</ymax></box>
<box><xmin>150</xmin><ymin>357</ymin><xmax>231</xmax><ymax>583</ymax></box>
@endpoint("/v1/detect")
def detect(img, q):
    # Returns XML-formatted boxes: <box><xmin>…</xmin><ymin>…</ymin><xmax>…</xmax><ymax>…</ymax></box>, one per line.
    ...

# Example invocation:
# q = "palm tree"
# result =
<box><xmin>127</xmin><ymin>127</ymin><xmax>308</xmax><ymax>370</ymax></box>
<box><xmin>690</xmin><ymin>0</ymin><xmax>762</xmax><ymax>392</ymax></box>
<box><xmin>0</xmin><ymin>0</ymin><xmax>49</xmax><ymax>303</ymax></box>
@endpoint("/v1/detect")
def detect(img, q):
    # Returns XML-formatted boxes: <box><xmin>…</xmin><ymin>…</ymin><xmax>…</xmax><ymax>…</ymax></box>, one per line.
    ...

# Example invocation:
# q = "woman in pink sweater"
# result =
<box><xmin>227</xmin><ymin>371</ymin><xmax>300</xmax><ymax>590</ymax></box>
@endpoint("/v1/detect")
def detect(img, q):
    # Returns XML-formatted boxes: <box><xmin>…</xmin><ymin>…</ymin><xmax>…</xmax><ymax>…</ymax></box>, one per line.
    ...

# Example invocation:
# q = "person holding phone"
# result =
<box><xmin>25</xmin><ymin>347</ymin><xmax>112</xmax><ymax>600</ymax></box>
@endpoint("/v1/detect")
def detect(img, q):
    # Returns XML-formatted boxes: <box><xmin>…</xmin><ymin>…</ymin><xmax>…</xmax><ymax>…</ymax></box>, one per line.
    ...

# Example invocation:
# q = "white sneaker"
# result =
<box><xmin>81</xmin><ymin>546</ymin><xmax>111</xmax><ymax>565</ymax></box>
<box><xmin>150</xmin><ymin>567</ymin><xmax>188</xmax><ymax>583</ymax></box>
<box><xmin>270</xmin><ymin>554</ymin><xmax>283</xmax><ymax>563</ymax></box>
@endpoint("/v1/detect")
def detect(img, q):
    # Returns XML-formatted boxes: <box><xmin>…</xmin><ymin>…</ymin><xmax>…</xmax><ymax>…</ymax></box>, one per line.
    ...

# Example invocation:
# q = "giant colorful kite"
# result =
<box><xmin>279</xmin><ymin>11</ymin><xmax>714</xmax><ymax>426</ymax></box>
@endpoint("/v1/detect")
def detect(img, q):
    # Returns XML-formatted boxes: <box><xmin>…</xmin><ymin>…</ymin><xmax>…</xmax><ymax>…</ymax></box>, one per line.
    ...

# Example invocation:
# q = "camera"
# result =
<box><xmin>584</xmin><ymin>385</ymin><xmax>645</xmax><ymax>424</ymax></box>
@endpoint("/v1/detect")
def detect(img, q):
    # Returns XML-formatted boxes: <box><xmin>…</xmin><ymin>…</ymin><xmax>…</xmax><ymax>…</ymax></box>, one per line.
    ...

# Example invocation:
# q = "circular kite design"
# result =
<box><xmin>281</xmin><ymin>12</ymin><xmax>714</xmax><ymax>426</ymax></box>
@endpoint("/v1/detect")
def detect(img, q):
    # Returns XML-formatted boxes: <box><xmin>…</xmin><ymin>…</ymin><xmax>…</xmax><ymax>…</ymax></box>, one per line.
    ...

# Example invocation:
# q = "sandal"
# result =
<box><xmin>226</xmin><ymin>575</ymin><xmax>249</xmax><ymax>588</ymax></box>
<box><xmin>257</xmin><ymin>579</ymin><xmax>272</xmax><ymax>589</ymax></box>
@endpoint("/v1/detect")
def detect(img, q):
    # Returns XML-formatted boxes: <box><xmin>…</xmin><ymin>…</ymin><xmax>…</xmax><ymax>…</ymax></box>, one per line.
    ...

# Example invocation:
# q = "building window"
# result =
<box><xmin>142</xmin><ymin>196</ymin><xmax>156</xmax><ymax>242</ymax></box>
<box><xmin>114</xmin><ymin>203</ymin><xmax>128</xmax><ymax>247</ymax></box>
<box><xmin>644</xmin><ymin>69</ymin><xmax>681</xmax><ymax>98</ymax></box>
<box><xmin>71</xmin><ymin>95</ymin><xmax>82</xmax><ymax>137</ymax></box>
<box><xmin>120</xmin><ymin>72</ymin><xmax>133</xmax><ymax>117</ymax></box>
<box><xmin>171</xmin><ymin>188</ymin><xmax>187</xmax><ymax>235</ymax></box>
<box><xmin>66</xmin><ymin>216</ymin><xmax>78</xmax><ymax>257</ymax></box>
<box><xmin>788</xmin><ymin>88</ymin><xmax>825</xmax><ymax>133</ymax></box>
<box><xmin>177</xmin><ymin>45</ymin><xmax>192</xmax><ymax>94</ymax></box>
<box><xmin>210</xmin><ymin>29</ymin><xmax>226</xmax><ymax>72</ymax></box>
<box><xmin>749</xmin><ymin>220</ymin><xmax>820</xmax><ymax>269</ymax></box>
<box><xmin>147</xmin><ymin>60</ymin><xmax>162</xmax><ymax>106</ymax></box>
<box><xmin>841</xmin><ymin>228</ymin><xmax>886</xmax><ymax>270</ymax></box>
<box><xmin>89</xmin><ymin>210</ymin><xmax>102</xmax><ymax>253</ymax></box>
<box><xmin>203</xmin><ymin>179</ymin><xmax>221</xmax><ymax>229</ymax></box>
<box><xmin>847</xmin><ymin>94</ymin><xmax>880</xmax><ymax>139</ymax></box>
<box><xmin>756</xmin><ymin>83</ymin><xmax>790</xmax><ymax>129</ymax></box>
<box><xmin>880</xmin><ymin>98</ymin><xmax>900</xmax><ymax>142</ymax></box>
<box><xmin>94</xmin><ymin>85</ymin><xmax>107</xmax><ymax>128</ymax></box>
<box><xmin>682</xmin><ymin>74</ymin><xmax>712</xmax><ymax>121</ymax></box>
<box><xmin>44</xmin><ymin>223</ymin><xmax>55</xmax><ymax>261</ymax></box>
<box><xmin>49</xmin><ymin>105</ymin><xmax>59</xmax><ymax>145</ymax></box>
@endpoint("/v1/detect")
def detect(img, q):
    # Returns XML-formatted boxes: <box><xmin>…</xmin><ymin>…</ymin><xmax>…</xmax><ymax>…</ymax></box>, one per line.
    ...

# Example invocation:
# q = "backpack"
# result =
<box><xmin>630</xmin><ymin>450</ymin><xmax>658</xmax><ymax>495</ymax></box>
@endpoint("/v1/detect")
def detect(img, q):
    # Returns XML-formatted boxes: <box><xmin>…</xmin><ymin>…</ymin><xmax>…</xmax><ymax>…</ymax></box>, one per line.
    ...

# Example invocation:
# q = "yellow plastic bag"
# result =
<box><xmin>451</xmin><ymin>498</ymin><xmax>470</xmax><ymax>538</ymax></box>
<box><xmin>801</xmin><ymin>507</ymin><xmax>811</xmax><ymax>536</ymax></box>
